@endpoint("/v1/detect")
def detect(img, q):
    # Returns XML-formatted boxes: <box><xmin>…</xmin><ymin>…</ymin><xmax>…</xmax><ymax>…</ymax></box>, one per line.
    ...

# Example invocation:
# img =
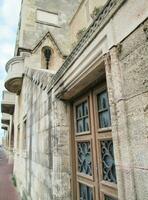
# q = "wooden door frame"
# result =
<box><xmin>70</xmin><ymin>84</ymin><xmax>118</xmax><ymax>200</ymax></box>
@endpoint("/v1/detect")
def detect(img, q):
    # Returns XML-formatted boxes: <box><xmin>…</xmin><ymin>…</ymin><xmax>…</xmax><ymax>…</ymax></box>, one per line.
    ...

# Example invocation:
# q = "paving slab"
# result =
<box><xmin>0</xmin><ymin>148</ymin><xmax>20</xmax><ymax>200</ymax></box>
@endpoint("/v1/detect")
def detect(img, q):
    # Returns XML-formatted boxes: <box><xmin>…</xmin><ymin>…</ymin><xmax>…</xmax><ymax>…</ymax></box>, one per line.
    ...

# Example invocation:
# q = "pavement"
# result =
<box><xmin>0</xmin><ymin>148</ymin><xmax>20</xmax><ymax>200</ymax></box>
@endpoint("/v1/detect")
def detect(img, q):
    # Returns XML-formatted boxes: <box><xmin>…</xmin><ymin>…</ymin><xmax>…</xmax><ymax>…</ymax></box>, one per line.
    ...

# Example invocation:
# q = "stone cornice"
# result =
<box><xmin>46</xmin><ymin>0</ymin><xmax>126</xmax><ymax>94</ymax></box>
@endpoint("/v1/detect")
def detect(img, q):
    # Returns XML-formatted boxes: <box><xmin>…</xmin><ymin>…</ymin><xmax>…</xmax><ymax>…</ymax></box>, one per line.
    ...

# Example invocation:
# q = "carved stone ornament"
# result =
<box><xmin>143</xmin><ymin>22</ymin><xmax>148</xmax><ymax>40</ymax></box>
<box><xmin>116</xmin><ymin>43</ymin><xmax>122</xmax><ymax>57</ymax></box>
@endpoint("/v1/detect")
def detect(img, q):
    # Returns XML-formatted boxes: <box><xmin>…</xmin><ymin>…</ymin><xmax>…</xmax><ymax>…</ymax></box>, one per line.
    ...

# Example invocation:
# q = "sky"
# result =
<box><xmin>0</xmin><ymin>0</ymin><xmax>21</xmax><ymax>140</ymax></box>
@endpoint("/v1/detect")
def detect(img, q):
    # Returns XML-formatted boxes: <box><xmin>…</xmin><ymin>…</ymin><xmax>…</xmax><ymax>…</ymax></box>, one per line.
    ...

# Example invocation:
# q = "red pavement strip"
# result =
<box><xmin>0</xmin><ymin>148</ymin><xmax>20</xmax><ymax>200</ymax></box>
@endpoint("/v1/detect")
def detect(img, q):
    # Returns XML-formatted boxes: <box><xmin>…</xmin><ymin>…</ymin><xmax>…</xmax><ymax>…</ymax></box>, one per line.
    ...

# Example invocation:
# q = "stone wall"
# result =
<box><xmin>107</xmin><ymin>19</ymin><xmax>148</xmax><ymax>200</ymax></box>
<box><xmin>15</xmin><ymin>0</ymin><xmax>80</xmax><ymax>56</ymax></box>
<box><xmin>12</xmin><ymin>1</ymin><xmax>148</xmax><ymax>200</ymax></box>
<box><xmin>14</xmin><ymin>68</ymin><xmax>71</xmax><ymax>200</ymax></box>
<box><xmin>69</xmin><ymin>0</ymin><xmax>108</xmax><ymax>43</ymax></box>
<box><xmin>23</xmin><ymin>35</ymin><xmax>64</xmax><ymax>71</ymax></box>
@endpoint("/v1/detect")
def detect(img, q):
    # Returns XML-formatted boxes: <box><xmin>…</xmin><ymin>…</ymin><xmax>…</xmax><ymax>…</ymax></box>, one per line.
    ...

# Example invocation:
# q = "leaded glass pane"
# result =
<box><xmin>76</xmin><ymin>100</ymin><xmax>90</xmax><ymax>133</ymax></box>
<box><xmin>83</xmin><ymin>101</ymin><xmax>88</xmax><ymax>116</ymax></box>
<box><xmin>97</xmin><ymin>91</ymin><xmax>111</xmax><ymax>128</ymax></box>
<box><xmin>77</xmin><ymin>142</ymin><xmax>92</xmax><ymax>176</ymax></box>
<box><xmin>101</xmin><ymin>140</ymin><xmax>116</xmax><ymax>183</ymax></box>
<box><xmin>104</xmin><ymin>195</ymin><xmax>116</xmax><ymax>200</ymax></box>
<box><xmin>79</xmin><ymin>183</ymin><xmax>93</xmax><ymax>200</ymax></box>
<box><xmin>77</xmin><ymin>104</ymin><xmax>83</xmax><ymax>118</ymax></box>
<box><xmin>84</xmin><ymin>117</ymin><xmax>89</xmax><ymax>132</ymax></box>
<box><xmin>98</xmin><ymin>91</ymin><xmax>108</xmax><ymax>110</ymax></box>
<box><xmin>77</xmin><ymin>119</ymin><xmax>84</xmax><ymax>132</ymax></box>
<box><xmin>99</xmin><ymin>111</ymin><xmax>111</xmax><ymax>128</ymax></box>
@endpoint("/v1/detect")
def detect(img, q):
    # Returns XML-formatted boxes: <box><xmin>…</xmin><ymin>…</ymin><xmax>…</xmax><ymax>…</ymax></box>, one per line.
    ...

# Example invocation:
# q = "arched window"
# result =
<box><xmin>41</xmin><ymin>46</ymin><xmax>52</xmax><ymax>69</ymax></box>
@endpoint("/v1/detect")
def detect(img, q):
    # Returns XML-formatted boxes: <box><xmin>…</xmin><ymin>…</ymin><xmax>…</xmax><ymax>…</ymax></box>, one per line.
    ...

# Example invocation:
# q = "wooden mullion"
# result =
<box><xmin>96</xmin><ymin>132</ymin><xmax>112</xmax><ymax>140</ymax></box>
<box><xmin>93</xmin><ymin>83</ymin><xmax>118</xmax><ymax>200</ymax></box>
<box><xmin>76</xmin><ymin>115</ymin><xmax>88</xmax><ymax>120</ymax></box>
<box><xmin>75</xmin><ymin>131</ymin><xmax>91</xmax><ymax>136</ymax></box>
<box><xmin>70</xmin><ymin>104</ymin><xmax>77</xmax><ymax>200</ymax></box>
<box><xmin>93</xmin><ymin>86</ymin><xmax>105</xmax><ymax>200</ymax></box>
<box><xmin>100</xmin><ymin>181</ymin><xmax>118</xmax><ymax>199</ymax></box>
<box><xmin>98</xmin><ymin>108</ymin><xmax>108</xmax><ymax>113</ymax></box>
<box><xmin>75</xmin><ymin>135</ymin><xmax>92</xmax><ymax>141</ymax></box>
<box><xmin>77</xmin><ymin>172</ymin><xmax>94</xmax><ymax>182</ymax></box>
<box><xmin>89</xmin><ymin>90</ymin><xmax>100</xmax><ymax>200</ymax></box>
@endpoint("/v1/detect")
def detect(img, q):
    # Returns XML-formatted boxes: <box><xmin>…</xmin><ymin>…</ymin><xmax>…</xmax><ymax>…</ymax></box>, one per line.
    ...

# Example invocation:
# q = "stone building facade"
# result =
<box><xmin>1</xmin><ymin>0</ymin><xmax>148</xmax><ymax>200</ymax></box>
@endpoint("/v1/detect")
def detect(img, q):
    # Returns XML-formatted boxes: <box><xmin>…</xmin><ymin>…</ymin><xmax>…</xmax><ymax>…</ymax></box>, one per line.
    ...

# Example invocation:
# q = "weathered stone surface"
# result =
<box><xmin>108</xmin><ymin>19</ymin><xmax>148</xmax><ymax>200</ymax></box>
<box><xmin>7</xmin><ymin>1</ymin><xmax>148</xmax><ymax>200</ymax></box>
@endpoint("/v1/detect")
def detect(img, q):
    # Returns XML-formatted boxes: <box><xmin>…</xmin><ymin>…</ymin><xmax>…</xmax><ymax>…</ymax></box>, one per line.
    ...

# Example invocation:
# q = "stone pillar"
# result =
<box><xmin>105</xmin><ymin>48</ymin><xmax>136</xmax><ymax>200</ymax></box>
<box><xmin>51</xmin><ymin>91</ymin><xmax>71</xmax><ymax>200</ymax></box>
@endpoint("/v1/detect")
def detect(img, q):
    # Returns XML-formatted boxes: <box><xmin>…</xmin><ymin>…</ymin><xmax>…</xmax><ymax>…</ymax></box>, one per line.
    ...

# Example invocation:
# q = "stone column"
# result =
<box><xmin>105</xmin><ymin>48</ymin><xmax>136</xmax><ymax>200</ymax></box>
<box><xmin>51</xmin><ymin>91</ymin><xmax>71</xmax><ymax>200</ymax></box>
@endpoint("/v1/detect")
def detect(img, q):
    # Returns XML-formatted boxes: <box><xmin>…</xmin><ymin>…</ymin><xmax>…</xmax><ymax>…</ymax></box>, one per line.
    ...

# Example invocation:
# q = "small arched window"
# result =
<box><xmin>42</xmin><ymin>46</ymin><xmax>52</xmax><ymax>69</ymax></box>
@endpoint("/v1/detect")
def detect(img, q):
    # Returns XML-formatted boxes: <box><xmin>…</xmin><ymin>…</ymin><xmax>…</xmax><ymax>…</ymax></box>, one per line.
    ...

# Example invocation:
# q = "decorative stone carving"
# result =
<box><xmin>116</xmin><ymin>43</ymin><xmax>122</xmax><ymax>57</ymax></box>
<box><xmin>25</xmin><ymin>67</ymin><xmax>53</xmax><ymax>92</ymax></box>
<box><xmin>143</xmin><ymin>22</ymin><xmax>148</xmax><ymax>40</ymax></box>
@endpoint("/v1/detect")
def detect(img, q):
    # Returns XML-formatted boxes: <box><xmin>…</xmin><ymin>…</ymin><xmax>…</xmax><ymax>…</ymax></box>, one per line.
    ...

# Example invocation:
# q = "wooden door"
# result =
<box><xmin>71</xmin><ymin>83</ymin><xmax>118</xmax><ymax>200</ymax></box>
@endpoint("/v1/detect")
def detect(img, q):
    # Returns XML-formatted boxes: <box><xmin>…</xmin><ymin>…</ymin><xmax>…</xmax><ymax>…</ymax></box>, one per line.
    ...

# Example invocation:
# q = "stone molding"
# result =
<box><xmin>32</xmin><ymin>31</ymin><xmax>65</xmax><ymax>57</ymax></box>
<box><xmin>46</xmin><ymin>0</ymin><xmax>126</xmax><ymax>94</ymax></box>
<box><xmin>5</xmin><ymin>56</ymin><xmax>24</xmax><ymax>72</ymax></box>
<box><xmin>5</xmin><ymin>56</ymin><xmax>25</xmax><ymax>94</ymax></box>
<box><xmin>17</xmin><ymin>31</ymin><xmax>66</xmax><ymax>58</ymax></box>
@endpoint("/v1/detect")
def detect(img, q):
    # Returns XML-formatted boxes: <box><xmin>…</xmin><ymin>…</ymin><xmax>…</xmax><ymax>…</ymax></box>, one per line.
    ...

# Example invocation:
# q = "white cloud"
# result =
<box><xmin>0</xmin><ymin>43</ymin><xmax>15</xmax><ymax>57</ymax></box>
<box><xmin>0</xmin><ymin>25</ymin><xmax>15</xmax><ymax>41</ymax></box>
<box><xmin>0</xmin><ymin>0</ymin><xmax>21</xmax><ymax>137</ymax></box>
<box><xmin>0</xmin><ymin>43</ymin><xmax>15</xmax><ymax>78</ymax></box>
<box><xmin>0</xmin><ymin>79</ymin><xmax>5</xmax><ymax>95</ymax></box>
<box><xmin>0</xmin><ymin>0</ymin><xmax>21</xmax><ymax>77</ymax></box>
<box><xmin>0</xmin><ymin>0</ymin><xmax>21</xmax><ymax>28</ymax></box>
<box><xmin>0</xmin><ymin>64</ymin><xmax>6</xmax><ymax>78</ymax></box>
<box><xmin>0</xmin><ymin>57</ymin><xmax>9</xmax><ymax>69</ymax></box>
